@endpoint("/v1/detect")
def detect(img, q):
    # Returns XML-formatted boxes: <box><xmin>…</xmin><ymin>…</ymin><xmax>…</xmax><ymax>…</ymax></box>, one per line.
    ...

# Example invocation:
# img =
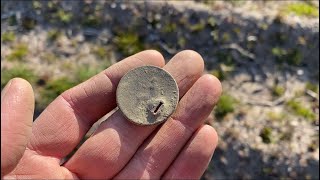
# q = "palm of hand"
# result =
<box><xmin>1</xmin><ymin>50</ymin><xmax>221</xmax><ymax>179</ymax></box>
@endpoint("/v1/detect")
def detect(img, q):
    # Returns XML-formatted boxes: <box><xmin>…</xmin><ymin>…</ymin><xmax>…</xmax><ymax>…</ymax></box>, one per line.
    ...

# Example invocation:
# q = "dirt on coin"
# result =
<box><xmin>116</xmin><ymin>66</ymin><xmax>179</xmax><ymax>125</ymax></box>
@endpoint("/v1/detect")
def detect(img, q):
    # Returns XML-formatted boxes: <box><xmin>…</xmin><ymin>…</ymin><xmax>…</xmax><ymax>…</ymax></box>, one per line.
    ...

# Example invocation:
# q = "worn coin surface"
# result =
<box><xmin>116</xmin><ymin>66</ymin><xmax>179</xmax><ymax>125</ymax></box>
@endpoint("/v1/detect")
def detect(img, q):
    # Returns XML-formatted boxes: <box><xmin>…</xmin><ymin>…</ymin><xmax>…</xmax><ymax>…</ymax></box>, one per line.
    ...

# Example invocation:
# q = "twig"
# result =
<box><xmin>243</xmin><ymin>72</ymin><xmax>292</xmax><ymax>107</ymax></box>
<box><xmin>159</xmin><ymin>41</ymin><xmax>177</xmax><ymax>55</ymax></box>
<box><xmin>244</xmin><ymin>95</ymin><xmax>287</xmax><ymax>107</ymax></box>
<box><xmin>220</xmin><ymin>43</ymin><xmax>255</xmax><ymax>60</ymax></box>
<box><xmin>306</xmin><ymin>90</ymin><xmax>319</xmax><ymax>100</ymax></box>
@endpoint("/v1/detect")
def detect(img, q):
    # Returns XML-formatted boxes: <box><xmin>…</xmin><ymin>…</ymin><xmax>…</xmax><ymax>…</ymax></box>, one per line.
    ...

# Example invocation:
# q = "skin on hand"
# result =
<box><xmin>1</xmin><ymin>50</ymin><xmax>221</xmax><ymax>179</ymax></box>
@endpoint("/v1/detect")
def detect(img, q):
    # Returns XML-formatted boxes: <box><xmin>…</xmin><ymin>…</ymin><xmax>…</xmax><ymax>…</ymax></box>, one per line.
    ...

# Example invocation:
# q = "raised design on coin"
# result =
<box><xmin>116</xmin><ymin>66</ymin><xmax>179</xmax><ymax>125</ymax></box>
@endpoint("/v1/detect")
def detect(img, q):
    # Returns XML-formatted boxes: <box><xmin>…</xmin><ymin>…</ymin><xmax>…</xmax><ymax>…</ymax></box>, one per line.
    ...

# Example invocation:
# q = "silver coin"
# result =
<box><xmin>116</xmin><ymin>66</ymin><xmax>179</xmax><ymax>125</ymax></box>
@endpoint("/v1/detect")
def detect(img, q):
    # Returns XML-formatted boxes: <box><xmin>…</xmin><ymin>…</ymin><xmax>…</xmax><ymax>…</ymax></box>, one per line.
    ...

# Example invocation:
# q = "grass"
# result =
<box><xmin>82</xmin><ymin>14</ymin><xmax>102</xmax><ymax>27</ymax></box>
<box><xmin>308</xmin><ymin>140</ymin><xmax>318</xmax><ymax>152</ymax></box>
<box><xmin>215</xmin><ymin>51</ymin><xmax>234</xmax><ymax>66</ymax></box>
<box><xmin>207</xmin><ymin>17</ymin><xmax>216</xmax><ymax>28</ymax></box>
<box><xmin>114</xmin><ymin>32</ymin><xmax>144</xmax><ymax>56</ymax></box>
<box><xmin>286</xmin><ymin>99</ymin><xmax>316</xmax><ymax>121</ymax></box>
<box><xmin>211</xmin><ymin>69</ymin><xmax>225</xmax><ymax>81</ymax></box>
<box><xmin>271</xmin><ymin>47</ymin><xmax>302</xmax><ymax>66</ymax></box>
<box><xmin>211</xmin><ymin>66</ymin><xmax>233</xmax><ymax>81</ymax></box>
<box><xmin>267</xmin><ymin>111</ymin><xmax>286</xmax><ymax>121</ymax></box>
<box><xmin>272</xmin><ymin>47</ymin><xmax>287</xmax><ymax>57</ymax></box>
<box><xmin>8</xmin><ymin>15</ymin><xmax>18</xmax><ymax>26</ymax></box>
<box><xmin>41</xmin><ymin>52</ymin><xmax>58</xmax><ymax>63</ymax></box>
<box><xmin>7</xmin><ymin>44</ymin><xmax>28</xmax><ymax>61</ymax></box>
<box><xmin>1</xmin><ymin>65</ymin><xmax>37</xmax><ymax>88</ymax></box>
<box><xmin>91</xmin><ymin>46</ymin><xmax>109</xmax><ymax>60</ymax></box>
<box><xmin>271</xmin><ymin>85</ymin><xmax>285</xmax><ymax>97</ymax></box>
<box><xmin>306</xmin><ymin>82</ymin><xmax>319</xmax><ymax>93</ymax></box>
<box><xmin>32</xmin><ymin>0</ymin><xmax>42</xmax><ymax>9</ymax></box>
<box><xmin>22</xmin><ymin>17</ymin><xmax>37</xmax><ymax>30</ymax></box>
<box><xmin>272</xmin><ymin>32</ymin><xmax>288</xmax><ymax>45</ymax></box>
<box><xmin>260</xmin><ymin>127</ymin><xmax>273</xmax><ymax>144</ymax></box>
<box><xmin>1</xmin><ymin>31</ymin><xmax>16</xmax><ymax>42</ymax></box>
<box><xmin>47</xmin><ymin>29</ymin><xmax>62</xmax><ymax>42</ymax></box>
<box><xmin>178</xmin><ymin>37</ymin><xmax>186</xmax><ymax>48</ymax></box>
<box><xmin>215</xmin><ymin>94</ymin><xmax>236</xmax><ymax>118</ymax></box>
<box><xmin>75</xmin><ymin>66</ymin><xmax>102</xmax><ymax>83</ymax></box>
<box><xmin>284</xmin><ymin>2</ymin><xmax>319</xmax><ymax>17</ymax></box>
<box><xmin>280</xmin><ymin>131</ymin><xmax>293</xmax><ymax>141</ymax></box>
<box><xmin>189</xmin><ymin>20</ymin><xmax>206</xmax><ymax>32</ymax></box>
<box><xmin>222</xmin><ymin>32</ymin><xmax>232</xmax><ymax>43</ymax></box>
<box><xmin>40</xmin><ymin>77</ymin><xmax>77</xmax><ymax>107</ymax></box>
<box><xmin>56</xmin><ymin>10</ymin><xmax>73</xmax><ymax>24</ymax></box>
<box><xmin>162</xmin><ymin>22</ymin><xmax>177</xmax><ymax>33</ymax></box>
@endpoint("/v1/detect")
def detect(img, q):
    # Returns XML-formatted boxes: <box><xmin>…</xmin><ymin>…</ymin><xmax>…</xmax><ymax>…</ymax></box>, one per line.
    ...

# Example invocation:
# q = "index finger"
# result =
<box><xmin>27</xmin><ymin>50</ymin><xmax>165</xmax><ymax>158</ymax></box>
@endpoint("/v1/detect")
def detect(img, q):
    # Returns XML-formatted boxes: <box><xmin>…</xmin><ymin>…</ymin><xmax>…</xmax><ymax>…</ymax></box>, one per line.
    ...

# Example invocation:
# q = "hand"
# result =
<box><xmin>1</xmin><ymin>50</ymin><xmax>221</xmax><ymax>179</ymax></box>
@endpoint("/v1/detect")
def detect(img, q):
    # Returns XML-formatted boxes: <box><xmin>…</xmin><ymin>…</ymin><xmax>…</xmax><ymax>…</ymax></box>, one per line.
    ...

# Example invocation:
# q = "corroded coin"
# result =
<box><xmin>116</xmin><ymin>66</ymin><xmax>179</xmax><ymax>125</ymax></box>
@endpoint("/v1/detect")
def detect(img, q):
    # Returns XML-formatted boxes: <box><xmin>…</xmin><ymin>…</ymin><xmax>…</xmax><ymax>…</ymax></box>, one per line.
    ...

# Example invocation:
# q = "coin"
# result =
<box><xmin>116</xmin><ymin>66</ymin><xmax>179</xmax><ymax>125</ymax></box>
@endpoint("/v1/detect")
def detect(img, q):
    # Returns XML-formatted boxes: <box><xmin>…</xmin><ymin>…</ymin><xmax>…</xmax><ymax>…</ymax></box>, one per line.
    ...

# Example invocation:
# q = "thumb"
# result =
<box><xmin>1</xmin><ymin>78</ymin><xmax>35</xmax><ymax>177</ymax></box>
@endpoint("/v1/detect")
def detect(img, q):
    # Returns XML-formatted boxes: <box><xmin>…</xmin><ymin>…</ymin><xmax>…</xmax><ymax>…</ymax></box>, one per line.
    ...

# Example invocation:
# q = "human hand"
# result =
<box><xmin>1</xmin><ymin>50</ymin><xmax>221</xmax><ymax>179</ymax></box>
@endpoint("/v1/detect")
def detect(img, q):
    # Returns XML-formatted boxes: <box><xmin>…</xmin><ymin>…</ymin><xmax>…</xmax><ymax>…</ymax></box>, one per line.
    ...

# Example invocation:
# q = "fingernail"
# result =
<box><xmin>1</xmin><ymin>79</ymin><xmax>13</xmax><ymax>103</ymax></box>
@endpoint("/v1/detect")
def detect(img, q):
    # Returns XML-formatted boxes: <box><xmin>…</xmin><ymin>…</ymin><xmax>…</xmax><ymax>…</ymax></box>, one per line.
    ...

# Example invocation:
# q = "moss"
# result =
<box><xmin>1</xmin><ymin>31</ymin><xmax>16</xmax><ymax>42</ymax></box>
<box><xmin>41</xmin><ymin>52</ymin><xmax>58</xmax><ymax>63</ymax></box>
<box><xmin>91</xmin><ymin>46</ymin><xmax>109</xmax><ymax>60</ymax></box>
<box><xmin>216</xmin><ymin>52</ymin><xmax>234</xmax><ymax>67</ymax></box>
<box><xmin>260</xmin><ymin>127</ymin><xmax>273</xmax><ymax>144</ymax></box>
<box><xmin>279</xmin><ymin>131</ymin><xmax>293</xmax><ymax>141</ymax></box>
<box><xmin>211</xmin><ymin>30</ymin><xmax>219</xmax><ymax>43</ymax></box>
<box><xmin>260</xmin><ymin>23</ymin><xmax>269</xmax><ymax>30</ymax></box>
<box><xmin>178</xmin><ymin>37</ymin><xmax>186</xmax><ymax>48</ymax></box>
<box><xmin>232</xmin><ymin>27</ymin><xmax>241</xmax><ymax>36</ymax></box>
<box><xmin>32</xmin><ymin>0</ymin><xmax>42</xmax><ymax>9</ymax></box>
<box><xmin>271</xmin><ymin>47</ymin><xmax>287</xmax><ymax>57</ymax></box>
<box><xmin>308</xmin><ymin>140</ymin><xmax>318</xmax><ymax>152</ymax></box>
<box><xmin>272</xmin><ymin>85</ymin><xmax>285</xmax><ymax>97</ymax></box>
<box><xmin>267</xmin><ymin>111</ymin><xmax>286</xmax><ymax>121</ymax></box>
<box><xmin>114</xmin><ymin>32</ymin><xmax>144</xmax><ymax>56</ymax></box>
<box><xmin>262</xmin><ymin>167</ymin><xmax>274</xmax><ymax>175</ymax></box>
<box><xmin>47</xmin><ymin>1</ymin><xmax>56</xmax><ymax>9</ymax></box>
<box><xmin>47</xmin><ymin>29</ymin><xmax>62</xmax><ymax>42</ymax></box>
<box><xmin>207</xmin><ymin>17</ymin><xmax>216</xmax><ymax>28</ymax></box>
<box><xmin>82</xmin><ymin>14</ymin><xmax>102</xmax><ymax>27</ymax></box>
<box><xmin>189</xmin><ymin>20</ymin><xmax>206</xmax><ymax>32</ymax></box>
<box><xmin>75</xmin><ymin>66</ymin><xmax>102</xmax><ymax>83</ymax></box>
<box><xmin>56</xmin><ymin>10</ymin><xmax>73</xmax><ymax>23</ymax></box>
<box><xmin>162</xmin><ymin>23</ymin><xmax>177</xmax><ymax>33</ymax></box>
<box><xmin>7</xmin><ymin>44</ymin><xmax>28</xmax><ymax>61</ymax></box>
<box><xmin>286</xmin><ymin>99</ymin><xmax>316</xmax><ymax>121</ymax></box>
<box><xmin>211</xmin><ymin>69</ymin><xmax>225</xmax><ymax>81</ymax></box>
<box><xmin>22</xmin><ymin>17</ymin><xmax>37</xmax><ymax>30</ymax></box>
<box><xmin>228</xmin><ymin>0</ymin><xmax>245</xmax><ymax>6</ymax></box>
<box><xmin>284</xmin><ymin>2</ymin><xmax>319</xmax><ymax>17</ymax></box>
<box><xmin>211</xmin><ymin>65</ymin><xmax>233</xmax><ymax>81</ymax></box>
<box><xmin>221</xmin><ymin>32</ymin><xmax>232</xmax><ymax>42</ymax></box>
<box><xmin>272</xmin><ymin>32</ymin><xmax>288</xmax><ymax>45</ymax></box>
<box><xmin>61</xmin><ymin>61</ymin><xmax>74</xmax><ymax>71</ymax></box>
<box><xmin>306</xmin><ymin>82</ymin><xmax>319</xmax><ymax>93</ymax></box>
<box><xmin>272</xmin><ymin>47</ymin><xmax>302</xmax><ymax>66</ymax></box>
<box><xmin>8</xmin><ymin>15</ymin><xmax>18</xmax><ymax>26</ymax></box>
<box><xmin>40</xmin><ymin>77</ymin><xmax>77</xmax><ymax>107</ymax></box>
<box><xmin>1</xmin><ymin>65</ymin><xmax>37</xmax><ymax>88</ymax></box>
<box><xmin>273</xmin><ymin>14</ymin><xmax>285</xmax><ymax>25</ymax></box>
<box><xmin>286</xmin><ymin>48</ymin><xmax>302</xmax><ymax>66</ymax></box>
<box><xmin>215</xmin><ymin>94</ymin><xmax>236</xmax><ymax>118</ymax></box>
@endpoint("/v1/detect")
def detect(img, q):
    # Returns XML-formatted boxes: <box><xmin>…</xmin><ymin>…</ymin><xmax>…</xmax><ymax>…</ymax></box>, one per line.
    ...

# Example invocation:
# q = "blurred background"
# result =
<box><xmin>1</xmin><ymin>0</ymin><xmax>319</xmax><ymax>179</ymax></box>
